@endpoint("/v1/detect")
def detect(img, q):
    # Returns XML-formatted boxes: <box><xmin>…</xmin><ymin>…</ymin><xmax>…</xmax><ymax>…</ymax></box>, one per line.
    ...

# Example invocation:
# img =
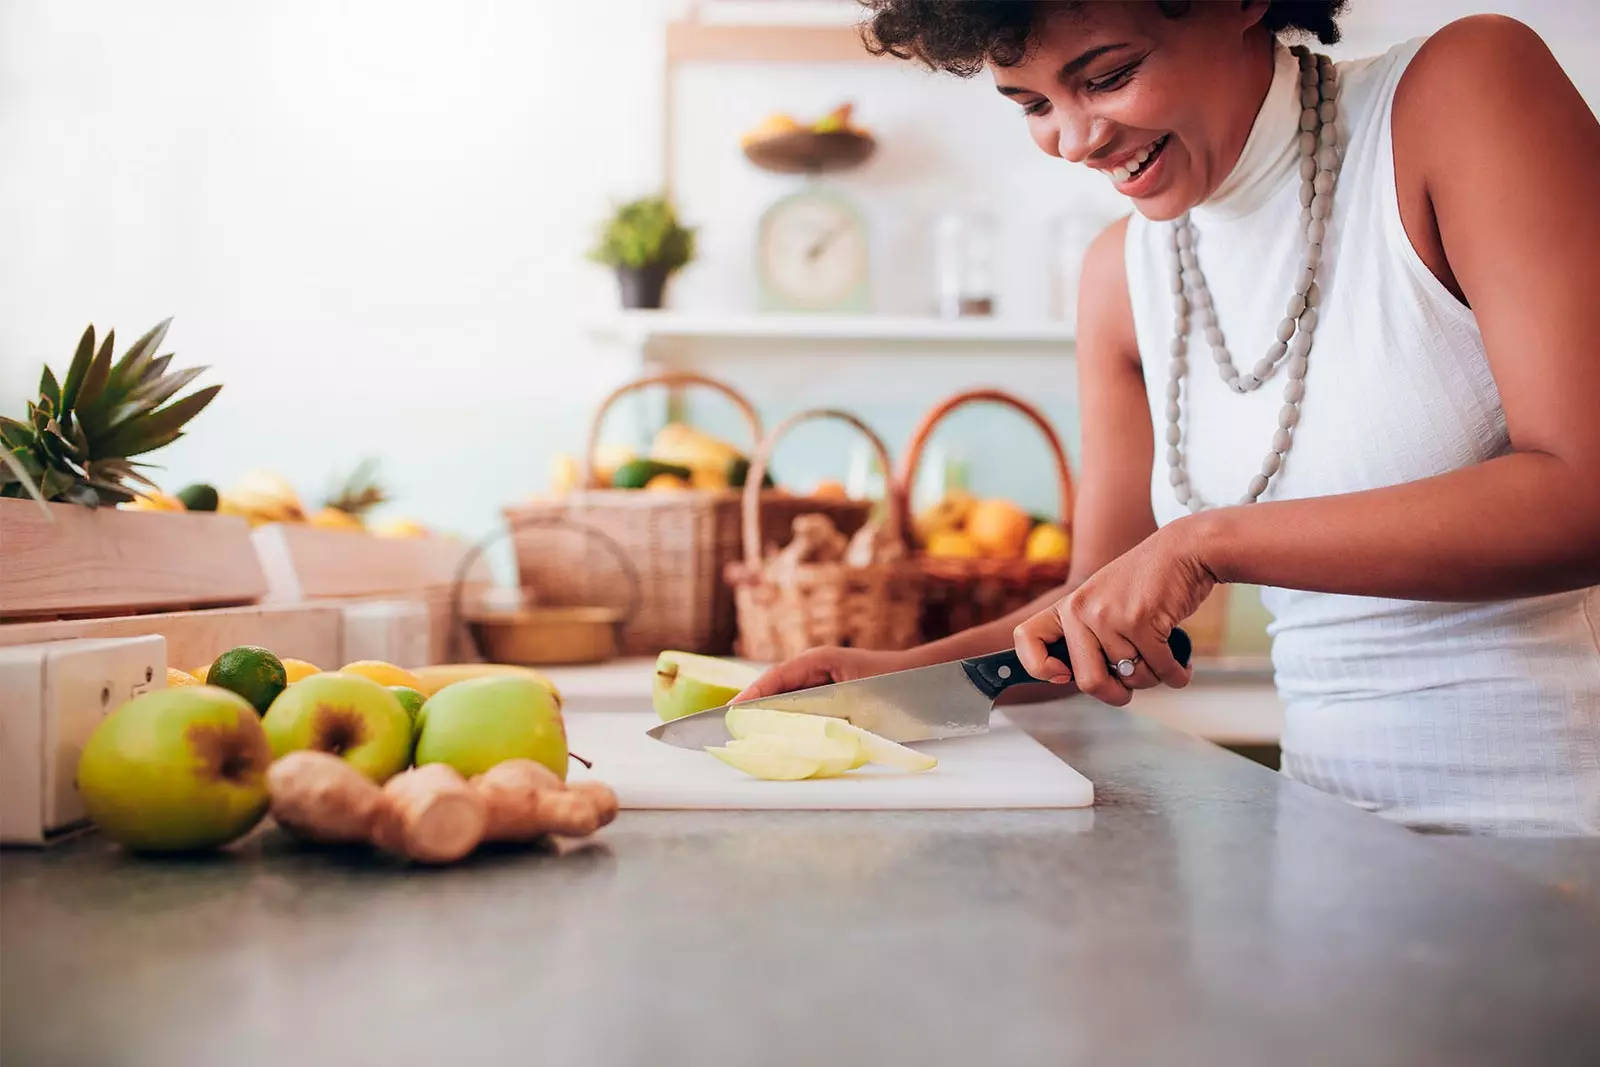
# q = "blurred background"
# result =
<box><xmin>4</xmin><ymin>0</ymin><xmax>1597</xmax><ymax>654</ymax></box>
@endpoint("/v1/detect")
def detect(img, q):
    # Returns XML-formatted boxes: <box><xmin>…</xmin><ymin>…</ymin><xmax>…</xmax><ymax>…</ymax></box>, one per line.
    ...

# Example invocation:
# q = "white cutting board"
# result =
<box><xmin>562</xmin><ymin>711</ymin><xmax>1093</xmax><ymax>810</ymax></box>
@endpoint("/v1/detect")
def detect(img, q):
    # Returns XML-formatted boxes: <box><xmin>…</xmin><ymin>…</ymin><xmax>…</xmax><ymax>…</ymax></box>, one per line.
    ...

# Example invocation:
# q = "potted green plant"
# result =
<box><xmin>587</xmin><ymin>195</ymin><xmax>697</xmax><ymax>309</ymax></box>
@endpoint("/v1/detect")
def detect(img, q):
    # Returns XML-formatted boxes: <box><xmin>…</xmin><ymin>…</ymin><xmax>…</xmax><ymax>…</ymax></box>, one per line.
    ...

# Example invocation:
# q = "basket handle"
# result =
<box><xmin>892</xmin><ymin>388</ymin><xmax>1075</xmax><ymax>538</ymax></box>
<box><xmin>741</xmin><ymin>408</ymin><xmax>903</xmax><ymax>566</ymax></box>
<box><xmin>446</xmin><ymin>513</ymin><xmax>645</xmax><ymax>663</ymax></box>
<box><xmin>581</xmin><ymin>371</ymin><xmax>763</xmax><ymax>489</ymax></box>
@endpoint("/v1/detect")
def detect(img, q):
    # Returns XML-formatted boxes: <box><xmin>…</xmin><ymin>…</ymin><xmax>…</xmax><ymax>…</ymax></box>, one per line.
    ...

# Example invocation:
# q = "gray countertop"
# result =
<box><xmin>4</xmin><ymin>698</ymin><xmax>1599</xmax><ymax>1067</ymax></box>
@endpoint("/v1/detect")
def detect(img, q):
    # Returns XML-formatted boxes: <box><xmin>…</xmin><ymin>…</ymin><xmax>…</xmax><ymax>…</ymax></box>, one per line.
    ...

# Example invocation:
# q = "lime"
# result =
<box><xmin>207</xmin><ymin>646</ymin><xmax>289</xmax><ymax>716</ymax></box>
<box><xmin>389</xmin><ymin>685</ymin><xmax>425</xmax><ymax>724</ymax></box>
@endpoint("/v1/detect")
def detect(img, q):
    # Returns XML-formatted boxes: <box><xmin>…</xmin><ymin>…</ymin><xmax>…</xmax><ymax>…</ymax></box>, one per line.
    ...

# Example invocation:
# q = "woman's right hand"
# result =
<box><xmin>732</xmin><ymin>646</ymin><xmax>911</xmax><ymax>704</ymax></box>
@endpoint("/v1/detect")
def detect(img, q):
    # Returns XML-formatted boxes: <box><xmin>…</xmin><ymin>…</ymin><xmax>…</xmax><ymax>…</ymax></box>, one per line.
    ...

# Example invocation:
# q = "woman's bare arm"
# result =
<box><xmin>1190</xmin><ymin>15</ymin><xmax>1600</xmax><ymax>601</ymax></box>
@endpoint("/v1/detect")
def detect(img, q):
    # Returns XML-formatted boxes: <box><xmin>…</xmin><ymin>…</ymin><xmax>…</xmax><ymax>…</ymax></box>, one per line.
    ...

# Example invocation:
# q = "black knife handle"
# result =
<box><xmin>960</xmin><ymin>627</ymin><xmax>1193</xmax><ymax>700</ymax></box>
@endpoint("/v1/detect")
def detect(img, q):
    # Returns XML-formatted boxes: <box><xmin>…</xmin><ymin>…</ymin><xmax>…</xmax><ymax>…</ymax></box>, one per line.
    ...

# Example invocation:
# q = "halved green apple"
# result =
<box><xmin>653</xmin><ymin>652</ymin><xmax>763</xmax><ymax>722</ymax></box>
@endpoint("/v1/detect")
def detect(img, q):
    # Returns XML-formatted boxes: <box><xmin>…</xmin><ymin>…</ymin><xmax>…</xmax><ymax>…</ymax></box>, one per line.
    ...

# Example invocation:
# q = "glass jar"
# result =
<box><xmin>934</xmin><ymin>211</ymin><xmax>997</xmax><ymax>318</ymax></box>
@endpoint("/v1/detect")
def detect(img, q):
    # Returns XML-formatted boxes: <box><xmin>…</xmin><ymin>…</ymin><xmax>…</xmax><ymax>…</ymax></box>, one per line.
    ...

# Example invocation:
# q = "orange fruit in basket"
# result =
<box><xmin>925</xmin><ymin>531</ymin><xmax>981</xmax><ymax>559</ymax></box>
<box><xmin>966</xmin><ymin>499</ymin><xmax>1032</xmax><ymax>558</ymax></box>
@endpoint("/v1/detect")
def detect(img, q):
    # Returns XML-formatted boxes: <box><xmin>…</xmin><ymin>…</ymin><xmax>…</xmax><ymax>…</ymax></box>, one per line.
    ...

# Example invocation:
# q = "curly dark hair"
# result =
<box><xmin>860</xmin><ymin>1</ymin><xmax>1350</xmax><ymax>77</ymax></box>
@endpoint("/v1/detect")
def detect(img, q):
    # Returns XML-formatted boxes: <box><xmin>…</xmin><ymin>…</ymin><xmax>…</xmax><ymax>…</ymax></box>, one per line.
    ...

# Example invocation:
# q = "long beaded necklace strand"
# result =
<box><xmin>1165</xmin><ymin>44</ymin><xmax>1342</xmax><ymax>510</ymax></box>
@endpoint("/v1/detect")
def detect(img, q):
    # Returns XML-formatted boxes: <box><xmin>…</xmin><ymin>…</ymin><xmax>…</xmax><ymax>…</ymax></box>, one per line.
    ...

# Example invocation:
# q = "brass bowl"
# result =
<box><xmin>465</xmin><ymin>606</ymin><xmax>625</xmax><ymax>666</ymax></box>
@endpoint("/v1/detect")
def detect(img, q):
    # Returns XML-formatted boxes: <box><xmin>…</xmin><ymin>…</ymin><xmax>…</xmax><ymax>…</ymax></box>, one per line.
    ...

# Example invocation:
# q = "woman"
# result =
<box><xmin>739</xmin><ymin>1</ymin><xmax>1600</xmax><ymax>836</ymax></box>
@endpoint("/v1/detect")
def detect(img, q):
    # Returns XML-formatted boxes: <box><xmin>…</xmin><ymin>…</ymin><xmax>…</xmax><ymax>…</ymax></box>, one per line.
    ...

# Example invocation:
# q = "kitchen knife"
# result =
<box><xmin>646</xmin><ymin>628</ymin><xmax>1192</xmax><ymax>749</ymax></box>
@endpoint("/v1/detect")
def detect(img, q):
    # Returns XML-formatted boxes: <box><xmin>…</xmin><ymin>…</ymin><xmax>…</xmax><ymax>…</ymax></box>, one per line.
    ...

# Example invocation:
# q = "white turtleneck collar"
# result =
<box><xmin>1191</xmin><ymin>39</ymin><xmax>1302</xmax><ymax>222</ymax></box>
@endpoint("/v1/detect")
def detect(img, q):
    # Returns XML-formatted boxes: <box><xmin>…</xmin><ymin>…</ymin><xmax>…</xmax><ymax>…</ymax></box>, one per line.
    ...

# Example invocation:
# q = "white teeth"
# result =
<box><xmin>1109</xmin><ymin>136</ymin><xmax>1167</xmax><ymax>184</ymax></box>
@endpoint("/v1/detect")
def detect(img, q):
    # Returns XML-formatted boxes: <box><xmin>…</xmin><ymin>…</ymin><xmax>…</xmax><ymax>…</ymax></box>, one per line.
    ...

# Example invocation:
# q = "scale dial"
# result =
<box><xmin>755</xmin><ymin>188</ymin><xmax>869</xmax><ymax>312</ymax></box>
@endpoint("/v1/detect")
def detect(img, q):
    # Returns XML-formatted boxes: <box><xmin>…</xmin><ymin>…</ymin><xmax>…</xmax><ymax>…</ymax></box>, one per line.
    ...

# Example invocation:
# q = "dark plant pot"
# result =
<box><xmin>616</xmin><ymin>264</ymin><xmax>670</xmax><ymax>309</ymax></box>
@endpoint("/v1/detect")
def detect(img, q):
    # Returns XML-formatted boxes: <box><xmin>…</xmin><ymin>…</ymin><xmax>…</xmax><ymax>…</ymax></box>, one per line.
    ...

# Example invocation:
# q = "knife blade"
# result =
<box><xmin>646</xmin><ymin>628</ymin><xmax>1192</xmax><ymax>748</ymax></box>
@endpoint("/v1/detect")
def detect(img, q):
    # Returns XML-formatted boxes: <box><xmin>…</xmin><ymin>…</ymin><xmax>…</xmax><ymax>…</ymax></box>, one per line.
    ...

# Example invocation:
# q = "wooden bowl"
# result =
<box><xmin>464</xmin><ymin>606</ymin><xmax>625</xmax><ymax>666</ymax></box>
<box><xmin>742</xmin><ymin>129</ymin><xmax>877</xmax><ymax>174</ymax></box>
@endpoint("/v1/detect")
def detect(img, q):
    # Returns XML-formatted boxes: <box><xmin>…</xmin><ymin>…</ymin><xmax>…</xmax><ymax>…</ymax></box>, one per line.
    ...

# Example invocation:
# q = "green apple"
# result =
<box><xmin>261</xmin><ymin>671</ymin><xmax>413</xmax><ymax>783</ymax></box>
<box><xmin>652</xmin><ymin>651</ymin><xmax>761</xmax><ymax>722</ymax></box>
<box><xmin>76</xmin><ymin>686</ymin><xmax>273</xmax><ymax>852</ymax></box>
<box><xmin>414</xmin><ymin>675</ymin><xmax>567</xmax><ymax>780</ymax></box>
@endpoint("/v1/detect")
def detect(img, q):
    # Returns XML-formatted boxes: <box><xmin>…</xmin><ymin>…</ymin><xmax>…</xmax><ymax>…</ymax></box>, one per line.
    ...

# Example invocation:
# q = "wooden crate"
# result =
<box><xmin>251</xmin><ymin>524</ymin><xmax>490</xmax><ymax>601</ymax></box>
<box><xmin>0</xmin><ymin>601</ymin><xmax>344</xmax><ymax>671</ymax></box>
<box><xmin>251</xmin><ymin>523</ymin><xmax>495</xmax><ymax>665</ymax></box>
<box><xmin>0</xmin><ymin>500</ymin><xmax>266</xmax><ymax>622</ymax></box>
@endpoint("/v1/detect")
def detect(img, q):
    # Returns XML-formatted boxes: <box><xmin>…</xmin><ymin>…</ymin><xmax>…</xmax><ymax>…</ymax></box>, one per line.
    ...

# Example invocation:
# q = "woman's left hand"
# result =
<box><xmin>1013</xmin><ymin>520</ymin><xmax>1213</xmax><ymax>706</ymax></box>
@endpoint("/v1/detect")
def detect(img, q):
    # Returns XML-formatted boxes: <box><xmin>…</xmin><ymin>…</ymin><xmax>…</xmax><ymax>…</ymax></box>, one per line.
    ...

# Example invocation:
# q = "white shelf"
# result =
<box><xmin>591</xmin><ymin>310</ymin><xmax>1076</xmax><ymax>347</ymax></box>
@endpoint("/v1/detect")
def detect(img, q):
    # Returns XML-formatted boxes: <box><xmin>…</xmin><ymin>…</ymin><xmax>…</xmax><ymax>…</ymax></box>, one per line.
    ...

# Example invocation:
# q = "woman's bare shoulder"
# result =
<box><xmin>1077</xmin><ymin>214</ymin><xmax>1138</xmax><ymax>366</ymax></box>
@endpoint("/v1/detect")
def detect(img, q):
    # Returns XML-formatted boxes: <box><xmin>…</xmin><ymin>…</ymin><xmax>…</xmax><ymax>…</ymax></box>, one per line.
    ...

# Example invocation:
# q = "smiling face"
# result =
<box><xmin>992</xmin><ymin>2</ymin><xmax>1277</xmax><ymax>220</ymax></box>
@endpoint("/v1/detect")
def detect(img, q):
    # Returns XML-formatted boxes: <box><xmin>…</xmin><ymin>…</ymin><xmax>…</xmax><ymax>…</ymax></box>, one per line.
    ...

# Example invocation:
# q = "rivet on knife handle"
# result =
<box><xmin>960</xmin><ymin>627</ymin><xmax>1193</xmax><ymax>699</ymax></box>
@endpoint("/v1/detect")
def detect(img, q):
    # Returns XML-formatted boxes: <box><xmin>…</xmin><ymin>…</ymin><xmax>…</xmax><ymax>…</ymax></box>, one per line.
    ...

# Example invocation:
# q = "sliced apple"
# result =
<box><xmin>706</xmin><ymin>742</ymin><xmax>821</xmax><ymax>781</ymax></box>
<box><xmin>828</xmin><ymin>721</ymin><xmax>937</xmax><ymax>773</ymax></box>
<box><xmin>725</xmin><ymin>705</ymin><xmax>836</xmax><ymax>740</ymax></box>
<box><xmin>725</xmin><ymin>706</ymin><xmax>936</xmax><ymax>772</ymax></box>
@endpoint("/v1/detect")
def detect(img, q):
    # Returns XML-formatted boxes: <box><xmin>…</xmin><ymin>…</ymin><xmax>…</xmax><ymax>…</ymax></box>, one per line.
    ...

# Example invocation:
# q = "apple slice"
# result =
<box><xmin>706</xmin><ymin>742</ymin><xmax>821</xmax><ymax>781</ymax></box>
<box><xmin>735</xmin><ymin>735</ymin><xmax>860</xmax><ymax>778</ymax></box>
<box><xmin>726</xmin><ymin>706</ymin><xmax>937</xmax><ymax>772</ymax></box>
<box><xmin>827</xmin><ymin>721</ymin><xmax>937</xmax><ymax>773</ymax></box>
<box><xmin>725</xmin><ymin>705</ymin><xmax>837</xmax><ymax>741</ymax></box>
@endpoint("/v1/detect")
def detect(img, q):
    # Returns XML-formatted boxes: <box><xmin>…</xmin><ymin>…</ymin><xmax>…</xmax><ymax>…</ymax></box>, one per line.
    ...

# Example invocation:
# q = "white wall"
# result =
<box><xmin>1</xmin><ymin>0</ymin><xmax>668</xmax><ymax>546</ymax></box>
<box><xmin>3</xmin><ymin>0</ymin><xmax>1596</xmax><ymax>560</ymax></box>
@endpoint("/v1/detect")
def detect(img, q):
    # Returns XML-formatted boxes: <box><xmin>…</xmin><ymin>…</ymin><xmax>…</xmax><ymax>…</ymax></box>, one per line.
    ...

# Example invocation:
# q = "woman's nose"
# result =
<box><xmin>1057</xmin><ymin>113</ymin><xmax>1109</xmax><ymax>165</ymax></box>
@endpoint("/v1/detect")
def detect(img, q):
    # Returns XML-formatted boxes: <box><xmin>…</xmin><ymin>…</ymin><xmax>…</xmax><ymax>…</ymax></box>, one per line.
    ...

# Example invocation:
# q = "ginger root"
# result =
<box><xmin>265</xmin><ymin>753</ymin><xmax>617</xmax><ymax>865</ymax></box>
<box><xmin>267</xmin><ymin>750</ymin><xmax>384</xmax><ymax>844</ymax></box>
<box><xmin>472</xmin><ymin>759</ymin><xmax>566</xmax><ymax>841</ymax></box>
<box><xmin>371</xmin><ymin>764</ymin><xmax>488</xmax><ymax>865</ymax></box>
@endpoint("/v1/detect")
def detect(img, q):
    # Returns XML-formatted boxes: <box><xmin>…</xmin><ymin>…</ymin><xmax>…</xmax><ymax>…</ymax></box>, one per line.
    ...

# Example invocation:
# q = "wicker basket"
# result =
<box><xmin>505</xmin><ymin>372</ymin><xmax>872</xmax><ymax>656</ymax></box>
<box><xmin>895</xmin><ymin>388</ymin><xmax>1076</xmax><ymax>641</ymax></box>
<box><xmin>725</xmin><ymin>409</ymin><xmax>924</xmax><ymax>662</ymax></box>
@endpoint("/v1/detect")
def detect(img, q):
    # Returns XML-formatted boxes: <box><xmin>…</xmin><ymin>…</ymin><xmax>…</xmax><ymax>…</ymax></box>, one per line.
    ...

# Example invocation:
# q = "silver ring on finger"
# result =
<box><xmin>1115</xmin><ymin>655</ymin><xmax>1141</xmax><ymax>679</ymax></box>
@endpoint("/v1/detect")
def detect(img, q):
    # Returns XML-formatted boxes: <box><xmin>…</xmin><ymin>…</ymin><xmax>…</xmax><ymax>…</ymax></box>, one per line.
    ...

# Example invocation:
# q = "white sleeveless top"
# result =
<box><xmin>1124</xmin><ymin>37</ymin><xmax>1600</xmax><ymax>836</ymax></box>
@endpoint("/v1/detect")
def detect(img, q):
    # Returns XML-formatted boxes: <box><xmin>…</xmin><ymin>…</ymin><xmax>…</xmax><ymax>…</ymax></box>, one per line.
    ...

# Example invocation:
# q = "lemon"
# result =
<box><xmin>165</xmin><ymin>667</ymin><xmax>201</xmax><ymax>688</ymax></box>
<box><xmin>340</xmin><ymin>660</ymin><xmax>424</xmax><ymax>690</ymax></box>
<box><xmin>206</xmin><ymin>646</ymin><xmax>289</xmax><ymax>716</ymax></box>
<box><xmin>280</xmin><ymin>658</ymin><xmax>322</xmax><ymax>683</ymax></box>
<box><xmin>188</xmin><ymin>663</ymin><xmax>213</xmax><ymax>683</ymax></box>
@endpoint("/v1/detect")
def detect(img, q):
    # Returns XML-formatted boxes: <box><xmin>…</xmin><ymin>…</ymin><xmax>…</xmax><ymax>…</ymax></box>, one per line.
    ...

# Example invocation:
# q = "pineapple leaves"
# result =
<box><xmin>60</xmin><ymin>324</ymin><xmax>96</xmax><ymax>411</ymax></box>
<box><xmin>106</xmin><ymin>316</ymin><xmax>172</xmax><ymax>397</ymax></box>
<box><xmin>0</xmin><ymin>416</ymin><xmax>31</xmax><ymax>448</ymax></box>
<box><xmin>97</xmin><ymin>384</ymin><xmax>221</xmax><ymax>457</ymax></box>
<box><xmin>123</xmin><ymin>364</ymin><xmax>209</xmax><ymax>415</ymax></box>
<box><xmin>73</xmin><ymin>328</ymin><xmax>117</xmax><ymax>426</ymax></box>
<box><xmin>0</xmin><ymin>448</ymin><xmax>52</xmax><ymax>514</ymax></box>
<box><xmin>8</xmin><ymin>317</ymin><xmax>217</xmax><ymax>508</ymax></box>
<box><xmin>40</xmin><ymin>365</ymin><xmax>62</xmax><ymax>409</ymax></box>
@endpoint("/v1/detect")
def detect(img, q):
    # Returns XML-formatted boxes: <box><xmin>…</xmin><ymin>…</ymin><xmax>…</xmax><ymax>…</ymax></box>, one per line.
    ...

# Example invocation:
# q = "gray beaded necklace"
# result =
<box><xmin>1166</xmin><ymin>44</ymin><xmax>1342</xmax><ymax>511</ymax></box>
